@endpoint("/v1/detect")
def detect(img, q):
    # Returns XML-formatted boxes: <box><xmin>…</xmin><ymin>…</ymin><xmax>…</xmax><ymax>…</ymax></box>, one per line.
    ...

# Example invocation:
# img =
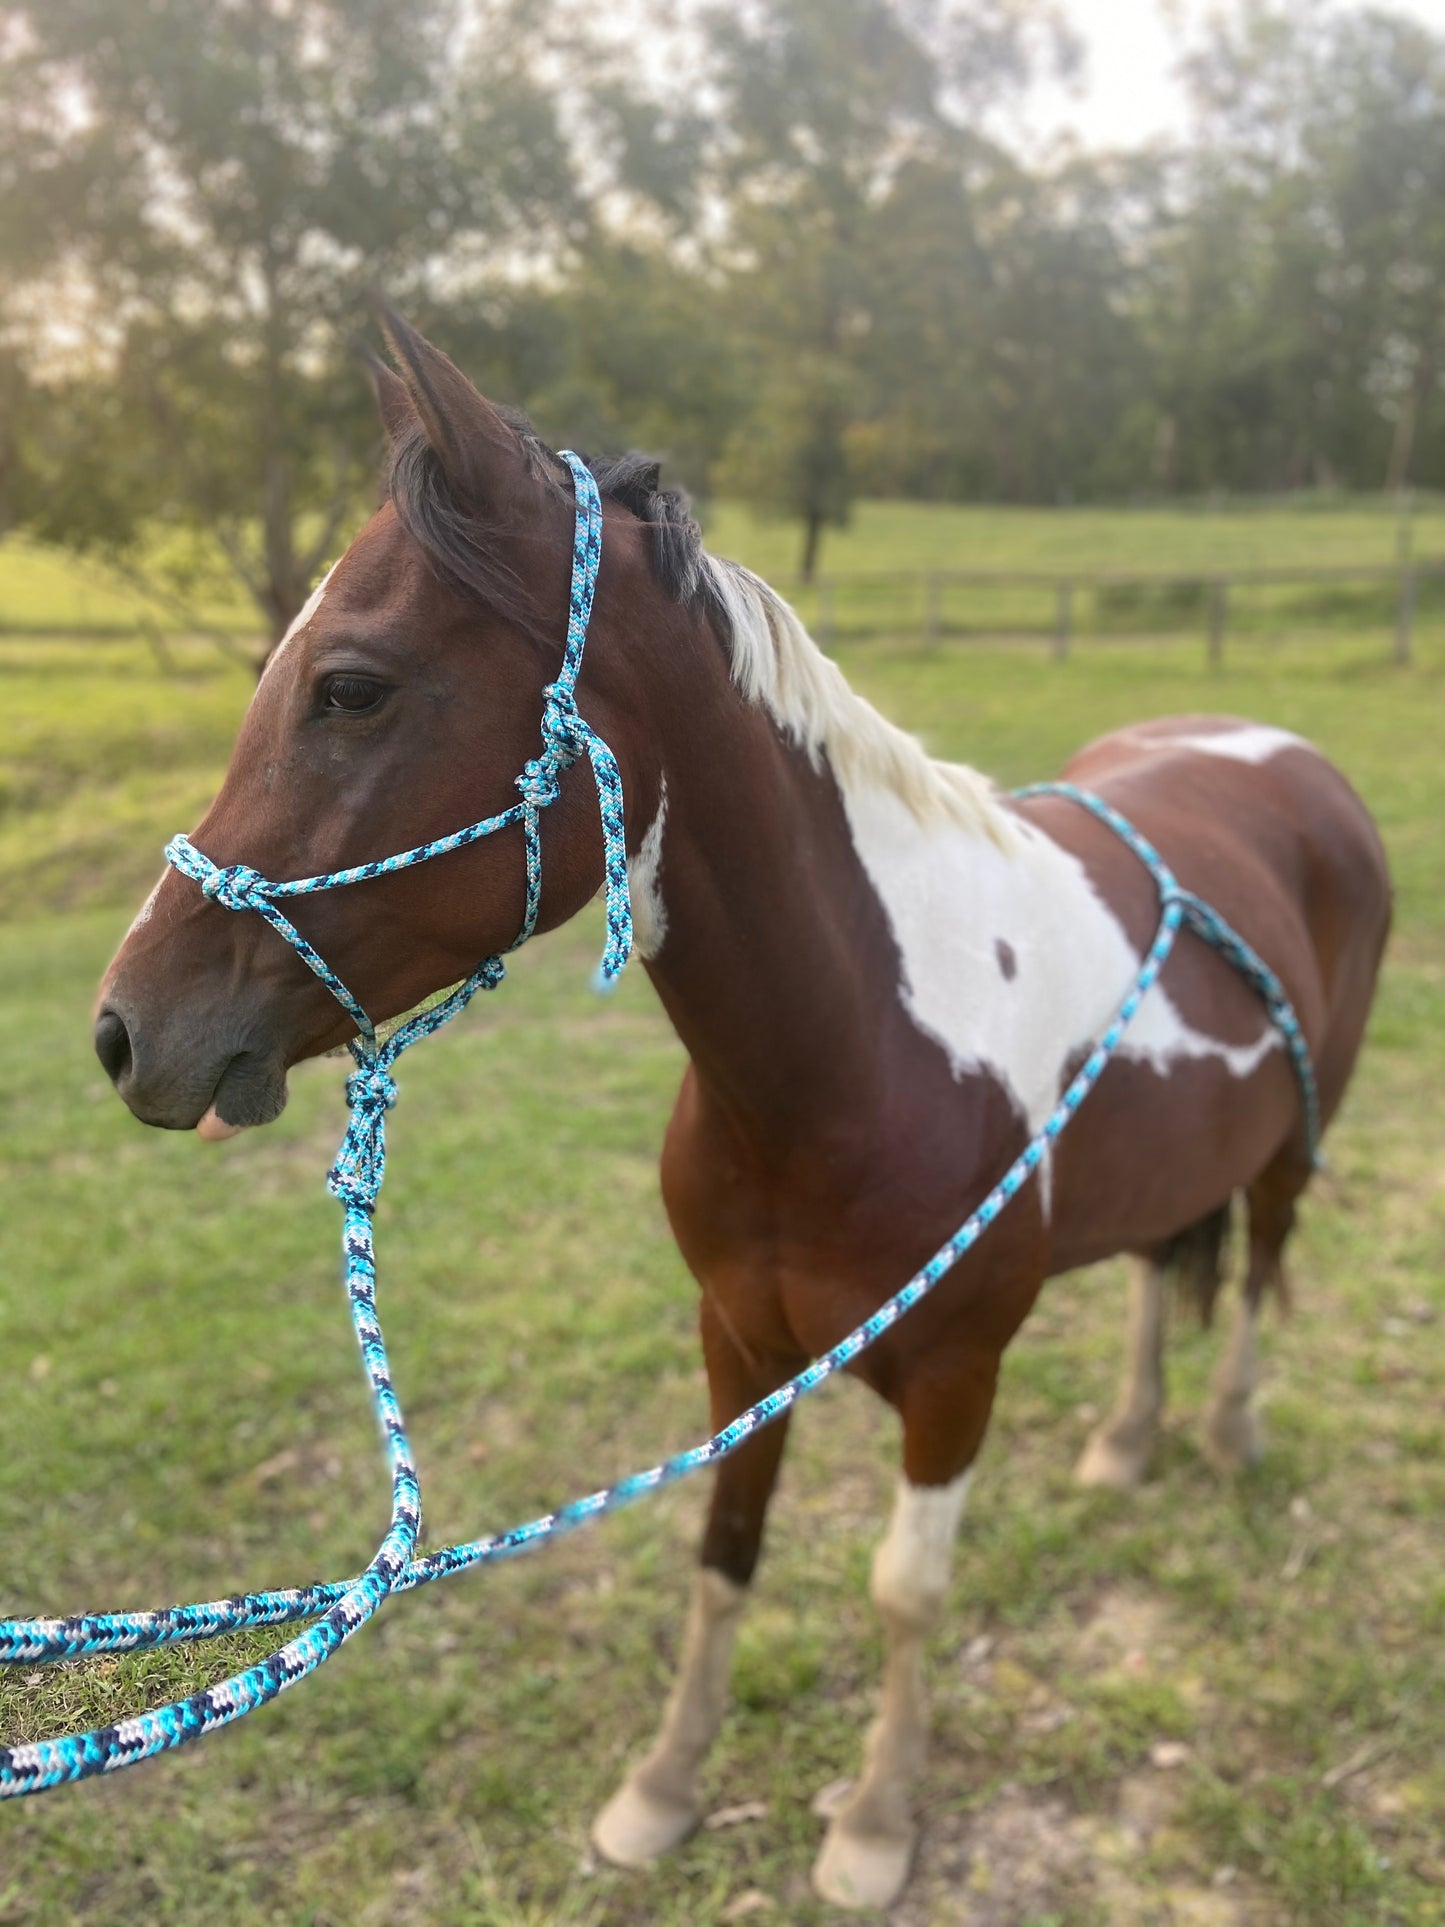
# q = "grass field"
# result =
<box><xmin>1</xmin><ymin>512</ymin><xmax>1442</xmax><ymax>1926</ymax></box>
<box><xmin>4</xmin><ymin>489</ymin><xmax>1444</xmax><ymax>649</ymax></box>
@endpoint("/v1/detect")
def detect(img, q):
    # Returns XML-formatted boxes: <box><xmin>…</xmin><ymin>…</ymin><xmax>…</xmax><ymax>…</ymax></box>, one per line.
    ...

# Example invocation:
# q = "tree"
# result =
<box><xmin>443</xmin><ymin>243</ymin><xmax>748</xmax><ymax>507</ymax></box>
<box><xmin>700</xmin><ymin>0</ymin><xmax>1076</xmax><ymax>575</ymax></box>
<box><xmin>0</xmin><ymin>0</ymin><xmax>581</xmax><ymax>647</ymax></box>
<box><xmin>1153</xmin><ymin>0</ymin><xmax>1445</xmax><ymax>495</ymax></box>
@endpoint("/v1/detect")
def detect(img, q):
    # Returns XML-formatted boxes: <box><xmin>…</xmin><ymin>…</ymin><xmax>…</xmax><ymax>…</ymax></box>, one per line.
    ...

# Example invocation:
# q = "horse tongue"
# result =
<box><xmin>197</xmin><ymin>1106</ymin><xmax>244</xmax><ymax>1142</ymax></box>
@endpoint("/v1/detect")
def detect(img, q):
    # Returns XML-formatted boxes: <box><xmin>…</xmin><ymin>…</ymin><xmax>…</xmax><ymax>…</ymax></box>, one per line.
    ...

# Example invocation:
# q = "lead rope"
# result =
<box><xmin>0</xmin><ymin>488</ymin><xmax>1320</xmax><ymax>1794</ymax></box>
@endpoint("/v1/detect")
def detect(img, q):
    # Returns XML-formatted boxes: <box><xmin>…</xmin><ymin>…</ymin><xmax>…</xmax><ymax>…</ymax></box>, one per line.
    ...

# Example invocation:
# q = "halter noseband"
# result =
<box><xmin>163</xmin><ymin>450</ymin><xmax>632</xmax><ymax>1210</ymax></box>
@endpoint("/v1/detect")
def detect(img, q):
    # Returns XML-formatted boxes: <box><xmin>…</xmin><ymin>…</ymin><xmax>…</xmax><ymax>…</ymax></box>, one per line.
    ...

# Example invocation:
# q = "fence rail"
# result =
<box><xmin>765</xmin><ymin>558</ymin><xmax>1445</xmax><ymax>665</ymax></box>
<box><xmin>2</xmin><ymin>555</ymin><xmax>1439</xmax><ymax>666</ymax></box>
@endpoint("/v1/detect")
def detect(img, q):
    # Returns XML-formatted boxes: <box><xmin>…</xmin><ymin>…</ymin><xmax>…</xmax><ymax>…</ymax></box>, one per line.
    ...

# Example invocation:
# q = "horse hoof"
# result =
<box><xmin>1202</xmin><ymin>1403</ymin><xmax>1264</xmax><ymax>1472</ymax></box>
<box><xmin>591</xmin><ymin>1776</ymin><xmax>700</xmax><ymax>1867</ymax></box>
<box><xmin>812</xmin><ymin>1818</ymin><xmax>915</xmax><ymax>1911</ymax></box>
<box><xmin>1074</xmin><ymin>1427</ymin><xmax>1151</xmax><ymax>1491</ymax></box>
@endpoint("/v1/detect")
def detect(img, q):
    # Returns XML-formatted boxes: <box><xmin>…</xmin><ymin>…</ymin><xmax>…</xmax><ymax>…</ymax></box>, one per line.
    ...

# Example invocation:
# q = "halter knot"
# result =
<box><xmin>515</xmin><ymin>758</ymin><xmax>560</xmax><ymax>810</ymax></box>
<box><xmin>538</xmin><ymin>683</ymin><xmax>591</xmax><ymax>767</ymax></box>
<box><xmin>327</xmin><ymin>1060</ymin><xmax>399</xmax><ymax>1211</ymax></box>
<box><xmin>345</xmin><ymin>1064</ymin><xmax>398</xmax><ymax>1116</ymax></box>
<box><xmin>201</xmin><ymin>864</ymin><xmax>270</xmax><ymax>914</ymax></box>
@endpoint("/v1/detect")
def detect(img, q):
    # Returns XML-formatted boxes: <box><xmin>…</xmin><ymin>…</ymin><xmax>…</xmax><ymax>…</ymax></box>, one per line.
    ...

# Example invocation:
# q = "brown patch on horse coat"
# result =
<box><xmin>995</xmin><ymin>938</ymin><xmax>1018</xmax><ymax>980</ymax></box>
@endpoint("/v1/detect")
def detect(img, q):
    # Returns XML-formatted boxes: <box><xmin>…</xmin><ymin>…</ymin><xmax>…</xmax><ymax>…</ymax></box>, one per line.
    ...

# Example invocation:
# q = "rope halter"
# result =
<box><xmin>161</xmin><ymin>450</ymin><xmax>633</xmax><ymax>1156</ymax></box>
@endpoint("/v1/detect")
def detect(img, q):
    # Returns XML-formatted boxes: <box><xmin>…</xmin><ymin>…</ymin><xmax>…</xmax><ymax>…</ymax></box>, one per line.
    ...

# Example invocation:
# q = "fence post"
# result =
<box><xmin>923</xmin><ymin>571</ymin><xmax>942</xmax><ymax>652</ymax></box>
<box><xmin>1053</xmin><ymin>580</ymin><xmax>1073</xmax><ymax>662</ymax></box>
<box><xmin>816</xmin><ymin>578</ymin><xmax>836</xmax><ymax>653</ymax></box>
<box><xmin>1395</xmin><ymin>566</ymin><xmax>1417</xmax><ymax>666</ymax></box>
<box><xmin>1208</xmin><ymin>578</ymin><xmax>1228</xmax><ymax>669</ymax></box>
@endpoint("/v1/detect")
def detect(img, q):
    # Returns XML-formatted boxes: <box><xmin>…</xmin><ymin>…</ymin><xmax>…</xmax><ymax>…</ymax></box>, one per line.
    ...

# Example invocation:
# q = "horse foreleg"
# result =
<box><xmin>591</xmin><ymin>1301</ymin><xmax>798</xmax><ymax>1867</ymax></box>
<box><xmin>813</xmin><ymin>1354</ymin><xmax>998</xmax><ymax>1912</ymax></box>
<box><xmin>1076</xmin><ymin>1256</ymin><xmax>1168</xmax><ymax>1490</ymax></box>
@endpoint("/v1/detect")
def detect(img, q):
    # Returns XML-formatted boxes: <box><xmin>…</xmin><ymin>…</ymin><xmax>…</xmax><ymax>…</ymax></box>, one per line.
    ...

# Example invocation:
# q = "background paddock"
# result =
<box><xmin>1</xmin><ymin>511</ymin><xmax>1441</xmax><ymax>1925</ymax></box>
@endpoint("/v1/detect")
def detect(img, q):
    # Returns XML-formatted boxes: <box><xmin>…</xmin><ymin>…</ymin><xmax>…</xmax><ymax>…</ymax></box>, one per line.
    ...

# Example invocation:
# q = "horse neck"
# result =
<box><xmin>623</xmin><ymin>586</ymin><xmax>1015</xmax><ymax>1166</ymax></box>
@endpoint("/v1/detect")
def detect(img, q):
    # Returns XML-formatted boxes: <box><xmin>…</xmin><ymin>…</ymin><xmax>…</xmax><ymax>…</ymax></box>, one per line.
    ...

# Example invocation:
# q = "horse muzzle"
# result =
<box><xmin>94</xmin><ymin>995</ymin><xmax>289</xmax><ymax>1133</ymax></box>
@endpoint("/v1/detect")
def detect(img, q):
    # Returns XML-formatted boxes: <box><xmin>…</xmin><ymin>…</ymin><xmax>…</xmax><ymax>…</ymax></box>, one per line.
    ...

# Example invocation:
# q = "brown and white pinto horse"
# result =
<box><xmin>95</xmin><ymin>319</ymin><xmax>1390</xmax><ymax>1910</ymax></box>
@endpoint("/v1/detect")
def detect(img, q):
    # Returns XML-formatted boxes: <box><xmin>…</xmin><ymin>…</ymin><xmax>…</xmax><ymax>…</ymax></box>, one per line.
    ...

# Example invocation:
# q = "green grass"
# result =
<box><xmin>0</xmin><ymin>533</ymin><xmax>255</xmax><ymax>638</ymax></box>
<box><xmin>705</xmin><ymin>491</ymin><xmax>1445</xmax><ymax>649</ymax></box>
<box><xmin>707</xmin><ymin>492</ymin><xmax>1445</xmax><ymax>580</ymax></box>
<box><xmin>1</xmin><ymin>530</ymin><xmax>1443</xmax><ymax>1925</ymax></box>
<box><xmin>4</xmin><ymin>488</ymin><xmax>1442</xmax><ymax>651</ymax></box>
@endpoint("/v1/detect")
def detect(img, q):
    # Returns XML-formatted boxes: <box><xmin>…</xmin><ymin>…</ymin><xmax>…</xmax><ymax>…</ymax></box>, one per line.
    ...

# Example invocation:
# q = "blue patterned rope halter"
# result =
<box><xmin>0</xmin><ymin>458</ymin><xmax>1320</xmax><ymax>1797</ymax></box>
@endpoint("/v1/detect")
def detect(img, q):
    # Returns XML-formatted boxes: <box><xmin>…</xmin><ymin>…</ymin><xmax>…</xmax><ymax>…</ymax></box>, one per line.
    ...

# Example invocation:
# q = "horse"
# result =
<box><xmin>94</xmin><ymin>315</ymin><xmax>1391</xmax><ymax>1910</ymax></box>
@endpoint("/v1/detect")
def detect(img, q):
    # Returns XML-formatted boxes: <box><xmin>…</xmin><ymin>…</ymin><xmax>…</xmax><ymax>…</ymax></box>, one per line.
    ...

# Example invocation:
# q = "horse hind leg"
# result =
<box><xmin>1075</xmin><ymin>1254</ymin><xmax>1170</xmax><ymax>1490</ymax></box>
<box><xmin>1076</xmin><ymin>1203</ymin><xmax>1232</xmax><ymax>1491</ymax></box>
<box><xmin>1203</xmin><ymin>1165</ymin><xmax>1303</xmax><ymax>1471</ymax></box>
<box><xmin>590</xmin><ymin>1304</ymin><xmax>799</xmax><ymax>1868</ymax></box>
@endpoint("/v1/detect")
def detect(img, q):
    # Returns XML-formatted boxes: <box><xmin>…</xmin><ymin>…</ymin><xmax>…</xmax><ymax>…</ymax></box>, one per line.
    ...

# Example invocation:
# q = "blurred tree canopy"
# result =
<box><xmin>0</xmin><ymin>0</ymin><xmax>584</xmax><ymax>640</ymax></box>
<box><xmin>3</xmin><ymin>0</ymin><xmax>1445</xmax><ymax>601</ymax></box>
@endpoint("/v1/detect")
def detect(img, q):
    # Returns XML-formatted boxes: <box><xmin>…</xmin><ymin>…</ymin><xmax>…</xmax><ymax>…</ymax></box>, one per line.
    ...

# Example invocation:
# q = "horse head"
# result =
<box><xmin>94</xmin><ymin>314</ymin><xmax>672</xmax><ymax>1134</ymax></box>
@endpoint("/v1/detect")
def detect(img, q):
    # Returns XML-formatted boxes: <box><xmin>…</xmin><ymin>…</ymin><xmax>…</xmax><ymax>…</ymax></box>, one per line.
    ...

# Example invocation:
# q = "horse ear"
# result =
<box><xmin>375</xmin><ymin>306</ymin><xmax>521</xmax><ymax>502</ymax></box>
<box><xmin>361</xmin><ymin>347</ymin><xmax>416</xmax><ymax>445</ymax></box>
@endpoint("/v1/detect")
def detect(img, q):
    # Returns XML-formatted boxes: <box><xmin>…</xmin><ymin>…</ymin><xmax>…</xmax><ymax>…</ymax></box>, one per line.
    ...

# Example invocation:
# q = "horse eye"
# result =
<box><xmin>322</xmin><ymin>675</ymin><xmax>387</xmax><ymax>714</ymax></box>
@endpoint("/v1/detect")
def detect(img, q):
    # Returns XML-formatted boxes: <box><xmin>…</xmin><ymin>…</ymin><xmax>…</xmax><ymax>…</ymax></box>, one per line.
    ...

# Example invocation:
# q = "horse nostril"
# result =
<box><xmin>94</xmin><ymin>1007</ymin><xmax>134</xmax><ymax>1088</ymax></box>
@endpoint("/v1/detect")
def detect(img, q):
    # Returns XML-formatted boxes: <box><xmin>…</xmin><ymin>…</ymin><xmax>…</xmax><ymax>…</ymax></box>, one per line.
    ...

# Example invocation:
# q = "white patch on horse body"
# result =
<box><xmin>1141</xmin><ymin>722</ymin><xmax>1309</xmax><ymax>765</ymax></box>
<box><xmin>125</xmin><ymin>871</ymin><xmax>167</xmax><ymax>936</ymax></box>
<box><xmin>872</xmin><ymin>1471</ymin><xmax>972</xmax><ymax>1617</ymax></box>
<box><xmin>628</xmin><ymin>777</ymin><xmax>669</xmax><ymax>961</ymax></box>
<box><xmin>261</xmin><ymin>562</ymin><xmax>337</xmax><ymax>678</ymax></box>
<box><xmin>706</xmin><ymin>562</ymin><xmax>1284</xmax><ymax>1156</ymax></box>
<box><xmin>839</xmin><ymin>781</ymin><xmax>1281</xmax><ymax>1139</ymax></box>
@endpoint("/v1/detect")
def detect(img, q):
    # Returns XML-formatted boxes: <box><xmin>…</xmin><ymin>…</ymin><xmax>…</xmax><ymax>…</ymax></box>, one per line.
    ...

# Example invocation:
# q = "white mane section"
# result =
<box><xmin>706</xmin><ymin>559</ymin><xmax>1015</xmax><ymax>848</ymax></box>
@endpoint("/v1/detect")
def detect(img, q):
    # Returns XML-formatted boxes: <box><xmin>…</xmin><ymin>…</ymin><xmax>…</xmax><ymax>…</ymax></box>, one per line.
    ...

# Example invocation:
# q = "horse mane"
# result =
<box><xmin>704</xmin><ymin>558</ymin><xmax>1014</xmax><ymax>844</ymax></box>
<box><xmin>388</xmin><ymin>418</ymin><xmax>1011</xmax><ymax>842</ymax></box>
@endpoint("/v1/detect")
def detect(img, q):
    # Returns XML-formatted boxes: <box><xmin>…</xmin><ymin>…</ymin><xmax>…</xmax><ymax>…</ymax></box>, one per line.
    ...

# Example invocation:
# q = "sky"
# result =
<box><xmin>1024</xmin><ymin>0</ymin><xmax>1445</xmax><ymax>150</ymax></box>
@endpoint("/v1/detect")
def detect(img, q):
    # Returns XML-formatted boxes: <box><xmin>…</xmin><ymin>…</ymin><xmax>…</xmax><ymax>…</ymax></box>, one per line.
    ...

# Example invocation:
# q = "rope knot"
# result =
<box><xmin>515</xmin><ymin>758</ymin><xmax>560</xmax><ymax>810</ymax></box>
<box><xmin>538</xmin><ymin>684</ymin><xmax>590</xmax><ymax>767</ymax></box>
<box><xmin>201</xmin><ymin>863</ymin><xmax>269</xmax><ymax>913</ymax></box>
<box><xmin>327</xmin><ymin>1060</ymin><xmax>399</xmax><ymax>1210</ymax></box>
<box><xmin>345</xmin><ymin>1064</ymin><xmax>398</xmax><ymax>1117</ymax></box>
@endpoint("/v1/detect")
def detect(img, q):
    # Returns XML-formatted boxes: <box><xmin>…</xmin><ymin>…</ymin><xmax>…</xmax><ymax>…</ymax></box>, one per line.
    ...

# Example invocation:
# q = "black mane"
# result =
<box><xmin>386</xmin><ymin>409</ymin><xmax>723</xmax><ymax>641</ymax></box>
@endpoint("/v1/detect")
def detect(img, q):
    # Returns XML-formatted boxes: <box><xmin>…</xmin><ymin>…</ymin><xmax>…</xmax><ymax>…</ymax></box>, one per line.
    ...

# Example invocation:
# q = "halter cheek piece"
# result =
<box><xmin>0</xmin><ymin>456</ymin><xmax>1320</xmax><ymax>1798</ymax></box>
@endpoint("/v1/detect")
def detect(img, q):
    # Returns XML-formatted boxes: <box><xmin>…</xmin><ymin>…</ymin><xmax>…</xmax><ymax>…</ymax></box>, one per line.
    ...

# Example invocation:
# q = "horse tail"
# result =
<box><xmin>1159</xmin><ymin>1199</ymin><xmax>1234</xmax><ymax>1328</ymax></box>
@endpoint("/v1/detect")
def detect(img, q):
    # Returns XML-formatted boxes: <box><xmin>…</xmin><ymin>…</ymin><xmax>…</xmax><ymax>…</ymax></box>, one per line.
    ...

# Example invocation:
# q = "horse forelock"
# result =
<box><xmin>384</xmin><ymin>424</ymin><xmax>548</xmax><ymax>637</ymax></box>
<box><xmin>384</xmin><ymin>413</ymin><xmax>726</xmax><ymax>640</ymax></box>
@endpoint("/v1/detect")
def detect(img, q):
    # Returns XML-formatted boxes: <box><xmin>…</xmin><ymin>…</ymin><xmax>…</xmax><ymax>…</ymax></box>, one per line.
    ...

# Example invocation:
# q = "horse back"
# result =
<box><xmin>1056</xmin><ymin>713</ymin><xmax>1391</xmax><ymax>1115</ymax></box>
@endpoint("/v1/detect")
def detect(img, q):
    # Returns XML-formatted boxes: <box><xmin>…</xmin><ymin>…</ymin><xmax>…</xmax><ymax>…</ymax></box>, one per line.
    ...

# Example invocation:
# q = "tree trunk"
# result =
<box><xmin>261</xmin><ymin>594</ymin><xmax>300</xmax><ymax>665</ymax></box>
<box><xmin>1386</xmin><ymin>327</ymin><xmax>1439</xmax><ymax>496</ymax></box>
<box><xmin>256</xmin><ymin>245</ymin><xmax>306</xmax><ymax>672</ymax></box>
<box><xmin>799</xmin><ymin>508</ymin><xmax>825</xmax><ymax>583</ymax></box>
<box><xmin>1386</xmin><ymin>390</ymin><xmax>1419</xmax><ymax>497</ymax></box>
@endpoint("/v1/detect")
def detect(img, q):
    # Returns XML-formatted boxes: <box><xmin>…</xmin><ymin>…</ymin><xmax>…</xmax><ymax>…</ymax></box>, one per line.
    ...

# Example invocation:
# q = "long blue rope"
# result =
<box><xmin>0</xmin><ymin>462</ymin><xmax>1320</xmax><ymax>1796</ymax></box>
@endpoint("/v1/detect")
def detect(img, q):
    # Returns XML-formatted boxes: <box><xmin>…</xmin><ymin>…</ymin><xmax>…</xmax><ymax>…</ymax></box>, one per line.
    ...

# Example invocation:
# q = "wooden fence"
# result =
<box><xmin>767</xmin><ymin>558</ymin><xmax>1441</xmax><ymax>665</ymax></box>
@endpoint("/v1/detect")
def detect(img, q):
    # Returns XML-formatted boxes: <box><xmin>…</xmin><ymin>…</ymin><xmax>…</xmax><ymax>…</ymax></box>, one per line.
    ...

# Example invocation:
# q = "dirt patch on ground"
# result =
<box><xmin>1074</xmin><ymin>1585</ymin><xmax>1177</xmax><ymax>1675</ymax></box>
<box><xmin>893</xmin><ymin>1779</ymin><xmax>1255</xmax><ymax>1926</ymax></box>
<box><xmin>894</xmin><ymin>1788</ymin><xmax>1093</xmax><ymax>1924</ymax></box>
